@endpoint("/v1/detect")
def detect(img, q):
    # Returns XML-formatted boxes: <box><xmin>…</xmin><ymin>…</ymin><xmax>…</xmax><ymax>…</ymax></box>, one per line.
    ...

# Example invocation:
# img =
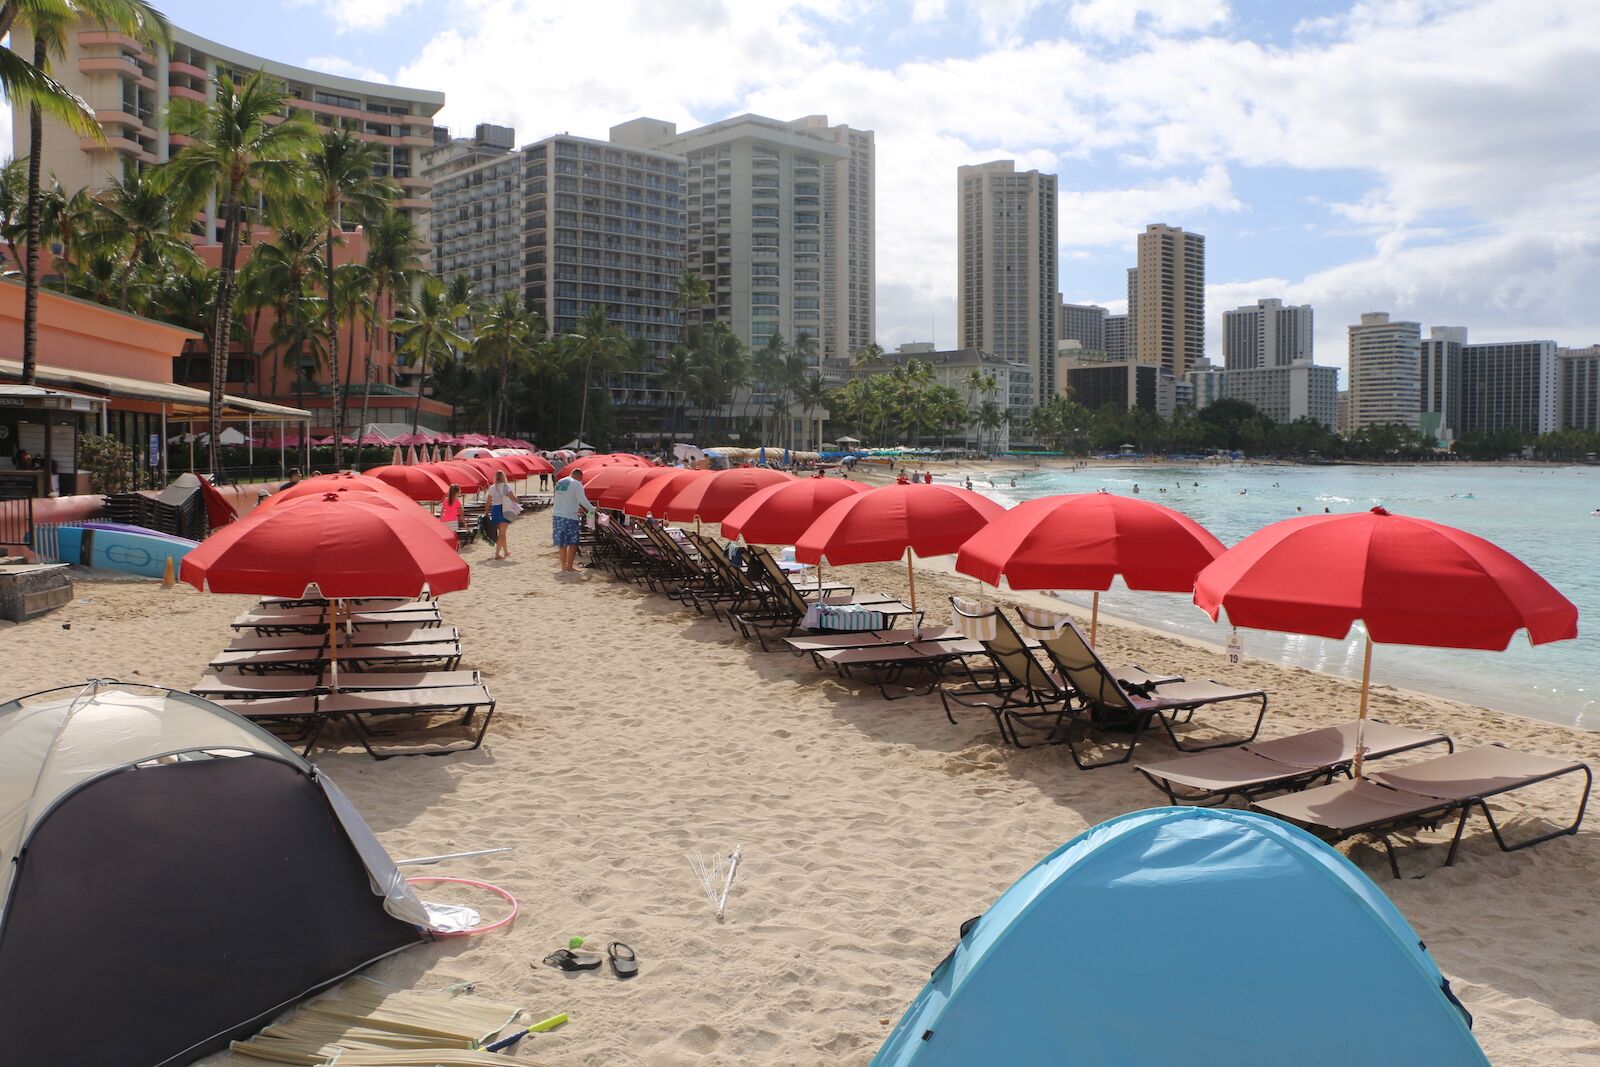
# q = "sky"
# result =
<box><xmin>14</xmin><ymin>0</ymin><xmax>1600</xmax><ymax>374</ymax></box>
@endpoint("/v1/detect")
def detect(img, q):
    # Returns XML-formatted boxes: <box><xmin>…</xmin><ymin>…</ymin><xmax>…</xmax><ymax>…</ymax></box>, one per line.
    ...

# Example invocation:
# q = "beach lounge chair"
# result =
<box><xmin>209</xmin><ymin>682</ymin><xmax>496</xmax><ymax>759</ymax></box>
<box><xmin>1039</xmin><ymin>614</ymin><xmax>1268</xmax><ymax>769</ymax></box>
<box><xmin>1139</xmin><ymin>720</ymin><xmax>1453</xmax><ymax>806</ymax></box>
<box><xmin>784</xmin><ymin>626</ymin><xmax>960</xmax><ymax>661</ymax></box>
<box><xmin>230</xmin><ymin>602</ymin><xmax>442</xmax><ymax>635</ymax></box>
<box><xmin>733</xmin><ymin>549</ymin><xmax>917</xmax><ymax>651</ymax></box>
<box><xmin>208</xmin><ymin>641</ymin><xmax>462</xmax><ymax>674</ymax></box>
<box><xmin>813</xmin><ymin>637</ymin><xmax>996</xmax><ymax>699</ymax></box>
<box><xmin>939</xmin><ymin>600</ymin><xmax>1179</xmax><ymax>756</ymax></box>
<box><xmin>1253</xmin><ymin>744</ymin><xmax>1592</xmax><ymax>877</ymax></box>
<box><xmin>224</xmin><ymin>625</ymin><xmax>460</xmax><ymax>653</ymax></box>
<box><xmin>190</xmin><ymin>669</ymin><xmax>481</xmax><ymax>700</ymax></box>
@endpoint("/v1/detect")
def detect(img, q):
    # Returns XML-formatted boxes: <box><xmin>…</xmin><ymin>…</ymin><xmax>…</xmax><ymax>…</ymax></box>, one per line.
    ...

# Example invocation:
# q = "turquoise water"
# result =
<box><xmin>968</xmin><ymin>463</ymin><xmax>1599</xmax><ymax>729</ymax></box>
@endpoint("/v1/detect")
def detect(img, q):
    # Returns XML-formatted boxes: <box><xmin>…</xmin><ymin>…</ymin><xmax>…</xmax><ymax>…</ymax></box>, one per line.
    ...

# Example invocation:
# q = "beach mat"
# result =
<box><xmin>228</xmin><ymin>978</ymin><xmax>524</xmax><ymax>1065</ymax></box>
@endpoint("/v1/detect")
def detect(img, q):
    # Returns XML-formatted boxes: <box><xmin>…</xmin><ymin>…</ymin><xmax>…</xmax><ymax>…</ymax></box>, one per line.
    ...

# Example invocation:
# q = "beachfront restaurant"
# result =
<box><xmin>0</xmin><ymin>281</ymin><xmax>311</xmax><ymax>500</ymax></box>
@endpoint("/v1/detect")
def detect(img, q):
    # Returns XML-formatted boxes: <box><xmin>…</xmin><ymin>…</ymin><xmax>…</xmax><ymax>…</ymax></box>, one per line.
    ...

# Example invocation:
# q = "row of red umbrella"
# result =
<box><xmin>577</xmin><ymin>465</ymin><xmax>1577</xmax><ymax>776</ymax></box>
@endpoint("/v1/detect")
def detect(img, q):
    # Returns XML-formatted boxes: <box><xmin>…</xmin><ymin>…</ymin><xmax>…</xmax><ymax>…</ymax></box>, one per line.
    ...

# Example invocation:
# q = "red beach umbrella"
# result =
<box><xmin>719</xmin><ymin>477</ymin><xmax>871</xmax><ymax>544</ymax></box>
<box><xmin>622</xmin><ymin>468</ymin><xmax>712</xmax><ymax>518</ymax></box>
<box><xmin>364</xmin><ymin>464</ymin><xmax>451</xmax><ymax>503</ymax></box>
<box><xmin>795</xmin><ymin>483</ymin><xmax>1005</xmax><ymax>609</ymax></box>
<box><xmin>556</xmin><ymin>454</ymin><xmax>627</xmax><ymax>480</ymax></box>
<box><xmin>424</xmin><ymin>461</ymin><xmax>490</xmax><ymax>492</ymax></box>
<box><xmin>664</xmin><ymin>466</ymin><xmax>793</xmax><ymax>524</ymax></box>
<box><xmin>585</xmin><ymin>466</ymin><xmax>678</xmax><ymax>510</ymax></box>
<box><xmin>956</xmin><ymin>493</ymin><xmax>1225</xmax><ymax>644</ymax></box>
<box><xmin>1194</xmin><ymin>506</ymin><xmax>1578</xmax><ymax>773</ymax></box>
<box><xmin>254</xmin><ymin>474</ymin><xmax>414</xmax><ymax>513</ymax></box>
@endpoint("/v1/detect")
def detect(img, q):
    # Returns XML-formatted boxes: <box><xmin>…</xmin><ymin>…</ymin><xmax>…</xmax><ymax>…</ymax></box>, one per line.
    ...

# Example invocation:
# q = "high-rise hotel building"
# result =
<box><xmin>1223</xmin><ymin>298</ymin><xmax>1313</xmax><ymax>370</ymax></box>
<box><xmin>13</xmin><ymin>21</ymin><xmax>444</xmax><ymax>242</ymax></box>
<box><xmin>1346</xmin><ymin>312</ymin><xmax>1422</xmax><ymax>430</ymax></box>
<box><xmin>1132</xmin><ymin>224</ymin><xmax>1205</xmax><ymax>378</ymax></box>
<box><xmin>957</xmin><ymin>160</ymin><xmax>1058</xmax><ymax>404</ymax></box>
<box><xmin>614</xmin><ymin>114</ymin><xmax>875</xmax><ymax>367</ymax></box>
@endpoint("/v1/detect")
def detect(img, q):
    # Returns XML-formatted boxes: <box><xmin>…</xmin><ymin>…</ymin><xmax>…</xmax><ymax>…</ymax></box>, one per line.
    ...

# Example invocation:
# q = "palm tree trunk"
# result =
<box><xmin>578</xmin><ymin>356</ymin><xmax>594</xmax><ymax>441</ymax></box>
<box><xmin>412</xmin><ymin>358</ymin><xmax>426</xmax><ymax>435</ymax></box>
<box><xmin>356</xmin><ymin>345</ymin><xmax>374</xmax><ymax>467</ymax></box>
<box><xmin>20</xmin><ymin>35</ymin><xmax>45</xmax><ymax>386</ymax></box>
<box><xmin>325</xmin><ymin>224</ymin><xmax>343</xmax><ymax>469</ymax></box>
<box><xmin>208</xmin><ymin>196</ymin><xmax>245</xmax><ymax>477</ymax></box>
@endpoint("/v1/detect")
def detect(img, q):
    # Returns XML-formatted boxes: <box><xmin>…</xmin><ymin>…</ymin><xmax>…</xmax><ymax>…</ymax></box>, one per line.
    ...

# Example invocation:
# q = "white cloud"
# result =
<box><xmin>304</xmin><ymin>55</ymin><xmax>393</xmax><ymax>83</ymax></box>
<box><xmin>294</xmin><ymin>0</ymin><xmax>425</xmax><ymax>34</ymax></box>
<box><xmin>1068</xmin><ymin>0</ymin><xmax>1230</xmax><ymax>39</ymax></box>
<box><xmin>384</xmin><ymin>0</ymin><xmax>1600</xmax><ymax>358</ymax></box>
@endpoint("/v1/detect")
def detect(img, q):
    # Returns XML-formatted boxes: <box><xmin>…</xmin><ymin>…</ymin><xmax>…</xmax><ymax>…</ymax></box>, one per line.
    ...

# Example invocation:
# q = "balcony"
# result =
<box><xmin>168</xmin><ymin>83</ymin><xmax>205</xmax><ymax>103</ymax></box>
<box><xmin>168</xmin><ymin>59</ymin><xmax>208</xmax><ymax>80</ymax></box>
<box><xmin>78</xmin><ymin>30</ymin><xmax>148</xmax><ymax>55</ymax></box>
<box><xmin>81</xmin><ymin>134</ymin><xmax>154</xmax><ymax>163</ymax></box>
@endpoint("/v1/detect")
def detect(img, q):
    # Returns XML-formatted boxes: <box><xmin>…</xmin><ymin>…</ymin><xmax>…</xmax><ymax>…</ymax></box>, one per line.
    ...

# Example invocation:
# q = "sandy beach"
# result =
<box><xmin>8</xmin><ymin>510</ymin><xmax>1600</xmax><ymax>1065</ymax></box>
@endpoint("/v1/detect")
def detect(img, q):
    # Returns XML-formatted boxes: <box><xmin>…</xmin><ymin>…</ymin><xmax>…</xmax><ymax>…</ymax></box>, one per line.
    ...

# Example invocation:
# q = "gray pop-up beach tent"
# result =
<box><xmin>0</xmin><ymin>682</ymin><xmax>430</xmax><ymax>1067</ymax></box>
<box><xmin>874</xmin><ymin>807</ymin><xmax>1489</xmax><ymax>1066</ymax></box>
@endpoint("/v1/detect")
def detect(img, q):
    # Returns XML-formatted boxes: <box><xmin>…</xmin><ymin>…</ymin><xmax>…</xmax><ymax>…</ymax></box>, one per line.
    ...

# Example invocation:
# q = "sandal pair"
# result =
<box><xmin>542</xmin><ymin>942</ymin><xmax>637</xmax><ymax>979</ymax></box>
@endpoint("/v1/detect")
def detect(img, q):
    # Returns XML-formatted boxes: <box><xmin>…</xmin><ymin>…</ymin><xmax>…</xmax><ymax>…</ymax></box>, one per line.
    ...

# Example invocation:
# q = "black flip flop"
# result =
<box><xmin>542</xmin><ymin>948</ymin><xmax>602</xmax><ymax>971</ymax></box>
<box><xmin>608</xmin><ymin>942</ymin><xmax>639</xmax><ymax>979</ymax></box>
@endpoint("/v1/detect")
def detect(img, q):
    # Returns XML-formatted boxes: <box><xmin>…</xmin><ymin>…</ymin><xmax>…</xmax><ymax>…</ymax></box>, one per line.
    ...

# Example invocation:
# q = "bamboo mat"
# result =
<box><xmin>229</xmin><ymin>978</ymin><xmax>530</xmax><ymax>1066</ymax></box>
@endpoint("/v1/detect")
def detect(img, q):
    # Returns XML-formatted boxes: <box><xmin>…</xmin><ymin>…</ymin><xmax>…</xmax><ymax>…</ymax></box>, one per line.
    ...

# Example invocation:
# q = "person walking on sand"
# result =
<box><xmin>552</xmin><ymin>467</ymin><xmax>599</xmax><ymax>572</ymax></box>
<box><xmin>487</xmin><ymin>470</ymin><xmax>519</xmax><ymax>559</ymax></box>
<box><xmin>440</xmin><ymin>484</ymin><xmax>463</xmax><ymax>527</ymax></box>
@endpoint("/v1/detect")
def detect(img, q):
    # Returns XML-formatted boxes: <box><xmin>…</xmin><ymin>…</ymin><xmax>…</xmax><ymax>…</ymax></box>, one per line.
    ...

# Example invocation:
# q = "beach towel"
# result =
<box><xmin>1017</xmin><ymin>606</ymin><xmax>1072</xmax><ymax>638</ymax></box>
<box><xmin>951</xmin><ymin>597</ymin><xmax>999</xmax><ymax>641</ymax></box>
<box><xmin>804</xmin><ymin>603</ymin><xmax>890</xmax><ymax>632</ymax></box>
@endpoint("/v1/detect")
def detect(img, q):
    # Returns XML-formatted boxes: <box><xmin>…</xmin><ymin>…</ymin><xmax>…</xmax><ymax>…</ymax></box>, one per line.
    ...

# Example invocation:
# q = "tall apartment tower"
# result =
<box><xmin>1419</xmin><ymin>326</ymin><xmax>1467</xmax><ymax>443</ymax></box>
<box><xmin>1557</xmin><ymin>345</ymin><xmax>1600</xmax><ymax>431</ymax></box>
<box><xmin>1125</xmin><ymin>268</ymin><xmax>1138</xmax><ymax>352</ymax></box>
<box><xmin>1132</xmin><ymin>224</ymin><xmax>1205</xmax><ymax>378</ymax></box>
<box><xmin>423</xmin><ymin>124</ymin><xmax>522</xmax><ymax>304</ymax></box>
<box><xmin>1346</xmin><ymin>312</ymin><xmax>1422</xmax><ymax>430</ymax></box>
<box><xmin>1103</xmin><ymin>314</ymin><xmax>1131</xmax><ymax>362</ymax></box>
<box><xmin>615</xmin><ymin>115</ymin><xmax>873</xmax><ymax>366</ymax></box>
<box><xmin>1060</xmin><ymin>301</ymin><xmax>1108</xmax><ymax>352</ymax></box>
<box><xmin>1222</xmin><ymin>298</ymin><xmax>1313</xmax><ymax>370</ymax></box>
<box><xmin>1459</xmin><ymin>339</ymin><xmax>1559</xmax><ymax>436</ymax></box>
<box><xmin>957</xmin><ymin>160</ymin><xmax>1059</xmax><ymax>404</ymax></box>
<box><xmin>520</xmin><ymin>131</ymin><xmax>686</xmax><ymax>409</ymax></box>
<box><xmin>13</xmin><ymin>21</ymin><xmax>444</xmax><ymax>243</ymax></box>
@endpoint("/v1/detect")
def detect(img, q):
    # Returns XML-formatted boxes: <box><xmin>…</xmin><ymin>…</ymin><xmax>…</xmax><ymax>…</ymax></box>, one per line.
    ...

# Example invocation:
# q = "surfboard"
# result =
<box><xmin>56</xmin><ymin>526</ymin><xmax>199</xmax><ymax>579</ymax></box>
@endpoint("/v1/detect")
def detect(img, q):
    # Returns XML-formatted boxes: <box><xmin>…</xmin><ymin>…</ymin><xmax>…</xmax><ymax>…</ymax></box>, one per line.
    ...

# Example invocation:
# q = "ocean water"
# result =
<box><xmin>966</xmin><ymin>463</ymin><xmax>1599</xmax><ymax>730</ymax></box>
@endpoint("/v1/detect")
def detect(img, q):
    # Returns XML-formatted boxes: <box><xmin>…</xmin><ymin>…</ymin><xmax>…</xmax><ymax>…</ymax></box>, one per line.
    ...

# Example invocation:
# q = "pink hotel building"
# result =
<box><xmin>12</xmin><ymin>21</ymin><xmax>445</xmax><ymax>241</ymax></box>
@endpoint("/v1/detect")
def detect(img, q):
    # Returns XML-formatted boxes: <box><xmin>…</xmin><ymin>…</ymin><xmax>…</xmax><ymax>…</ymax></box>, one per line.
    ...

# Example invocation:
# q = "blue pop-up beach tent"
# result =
<box><xmin>874</xmin><ymin>808</ymin><xmax>1488</xmax><ymax>1067</ymax></box>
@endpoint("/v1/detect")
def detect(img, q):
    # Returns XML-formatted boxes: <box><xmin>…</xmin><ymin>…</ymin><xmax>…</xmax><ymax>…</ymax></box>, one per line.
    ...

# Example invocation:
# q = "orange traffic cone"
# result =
<box><xmin>161</xmin><ymin>556</ymin><xmax>176</xmax><ymax>588</ymax></box>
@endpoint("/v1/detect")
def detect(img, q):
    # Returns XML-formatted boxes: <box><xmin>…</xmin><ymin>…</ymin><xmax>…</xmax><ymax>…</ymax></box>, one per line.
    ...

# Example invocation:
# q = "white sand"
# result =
<box><xmin>7</xmin><ymin>513</ymin><xmax>1600</xmax><ymax>1065</ymax></box>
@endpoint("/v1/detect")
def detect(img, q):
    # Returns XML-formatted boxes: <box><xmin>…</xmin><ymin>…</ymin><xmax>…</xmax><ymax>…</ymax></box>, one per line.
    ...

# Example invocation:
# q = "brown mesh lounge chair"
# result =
<box><xmin>813</xmin><ymin>637</ymin><xmax>996</xmax><ymax>700</ymax></box>
<box><xmin>208</xmin><ymin>641</ymin><xmax>462</xmax><ymax>674</ymax></box>
<box><xmin>734</xmin><ymin>549</ymin><xmax>917</xmax><ymax>650</ymax></box>
<box><xmin>230</xmin><ymin>602</ymin><xmax>442</xmax><ymax>635</ymax></box>
<box><xmin>939</xmin><ymin>600</ymin><xmax>1179</xmax><ymax>757</ymax></box>
<box><xmin>190</xmin><ymin>669</ymin><xmax>481</xmax><ymax>700</ymax></box>
<box><xmin>784</xmin><ymin>626</ymin><xmax>960</xmax><ymax>662</ymax></box>
<box><xmin>1253</xmin><ymin>744</ymin><xmax>1592</xmax><ymax>877</ymax></box>
<box><xmin>1038</xmin><ymin>614</ymin><xmax>1268</xmax><ymax>770</ymax></box>
<box><xmin>1139</xmin><ymin>720</ymin><xmax>1453</xmax><ymax>806</ymax></box>
<box><xmin>209</xmin><ymin>683</ymin><xmax>496</xmax><ymax>759</ymax></box>
<box><xmin>224</xmin><ymin>626</ymin><xmax>460</xmax><ymax>653</ymax></box>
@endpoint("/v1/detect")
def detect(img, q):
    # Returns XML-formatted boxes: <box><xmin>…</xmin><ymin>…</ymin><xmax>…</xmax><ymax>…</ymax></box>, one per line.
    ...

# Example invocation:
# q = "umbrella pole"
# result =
<box><xmin>1352</xmin><ymin>636</ymin><xmax>1373</xmax><ymax>777</ymax></box>
<box><xmin>1090</xmin><ymin>591</ymin><xmax>1100</xmax><ymax>647</ymax></box>
<box><xmin>905</xmin><ymin>547</ymin><xmax>917</xmax><ymax>612</ymax></box>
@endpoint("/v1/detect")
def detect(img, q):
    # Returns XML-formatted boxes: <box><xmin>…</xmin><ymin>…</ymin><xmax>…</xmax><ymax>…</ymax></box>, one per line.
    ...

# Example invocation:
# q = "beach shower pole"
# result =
<box><xmin>1352</xmin><ymin>636</ymin><xmax>1373</xmax><ymax>778</ymax></box>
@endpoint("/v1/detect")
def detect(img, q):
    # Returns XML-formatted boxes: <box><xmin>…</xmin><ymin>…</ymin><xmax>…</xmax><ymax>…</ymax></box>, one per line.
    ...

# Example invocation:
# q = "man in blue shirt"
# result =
<box><xmin>552</xmin><ymin>468</ymin><xmax>599</xmax><ymax>571</ymax></box>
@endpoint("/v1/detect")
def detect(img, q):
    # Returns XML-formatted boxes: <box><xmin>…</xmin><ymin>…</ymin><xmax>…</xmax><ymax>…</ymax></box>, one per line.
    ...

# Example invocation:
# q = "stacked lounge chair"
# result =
<box><xmin>197</xmin><ymin>597</ymin><xmax>492</xmax><ymax>758</ymax></box>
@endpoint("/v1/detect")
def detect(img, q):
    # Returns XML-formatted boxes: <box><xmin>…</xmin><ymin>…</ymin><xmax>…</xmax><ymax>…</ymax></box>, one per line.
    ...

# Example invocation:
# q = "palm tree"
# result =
<box><xmin>977</xmin><ymin>399</ymin><xmax>1005</xmax><ymax>455</ymax></box>
<box><xmin>658</xmin><ymin>345</ymin><xmax>695</xmax><ymax>450</ymax></box>
<box><xmin>94</xmin><ymin>160</ymin><xmax>201</xmax><ymax>309</ymax></box>
<box><xmin>0</xmin><ymin>157</ymin><xmax>28</xmax><ymax>267</ymax></box>
<box><xmin>355</xmin><ymin>209</ymin><xmax>420</xmax><ymax>452</ymax></box>
<box><xmin>472</xmin><ymin>293</ymin><xmax>533</xmax><ymax>436</ymax></box>
<box><xmin>563</xmin><ymin>305</ymin><xmax>632</xmax><ymax>443</ymax></box>
<box><xmin>796</xmin><ymin>373</ymin><xmax>828</xmax><ymax>452</ymax></box>
<box><xmin>239</xmin><ymin>226</ymin><xmax>321</xmax><ymax>400</ymax></box>
<box><xmin>851</xmin><ymin>341</ymin><xmax>885</xmax><ymax>370</ymax></box>
<box><xmin>10</xmin><ymin>0</ymin><xmax>168</xmax><ymax>384</ymax></box>
<box><xmin>160</xmin><ymin>70</ymin><xmax>318</xmax><ymax>474</ymax></box>
<box><xmin>389</xmin><ymin>279</ymin><xmax>469</xmax><ymax>435</ymax></box>
<box><xmin>307</xmin><ymin>130</ymin><xmax>395</xmax><ymax>468</ymax></box>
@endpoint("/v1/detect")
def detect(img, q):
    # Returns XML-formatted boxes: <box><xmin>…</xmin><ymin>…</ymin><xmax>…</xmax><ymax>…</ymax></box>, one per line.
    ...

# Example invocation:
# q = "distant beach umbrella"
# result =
<box><xmin>584</xmin><ymin>466</ymin><xmax>678</xmax><ymax>510</ymax></box>
<box><xmin>622</xmin><ymin>468</ymin><xmax>712</xmax><ymax>518</ymax></box>
<box><xmin>254</xmin><ymin>474</ymin><xmax>414</xmax><ymax>514</ymax></box>
<box><xmin>795</xmin><ymin>483</ymin><xmax>1005</xmax><ymax>610</ymax></box>
<box><xmin>957</xmin><ymin>493</ymin><xmax>1225</xmax><ymax>645</ymax></box>
<box><xmin>720</xmin><ymin>478</ymin><xmax>871</xmax><ymax>545</ymax></box>
<box><xmin>664</xmin><ymin>467</ymin><xmax>793</xmax><ymax>524</ymax></box>
<box><xmin>364</xmin><ymin>465</ymin><xmax>451</xmax><ymax>503</ymax></box>
<box><xmin>1195</xmin><ymin>506</ymin><xmax>1578</xmax><ymax>775</ymax></box>
<box><xmin>420</xmin><ymin>461</ymin><xmax>490</xmax><ymax>492</ymax></box>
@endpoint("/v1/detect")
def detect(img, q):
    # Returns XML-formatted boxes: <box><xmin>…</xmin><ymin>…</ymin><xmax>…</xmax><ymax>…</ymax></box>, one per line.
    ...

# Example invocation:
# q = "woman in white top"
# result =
<box><xmin>488</xmin><ymin>469</ymin><xmax>517</xmax><ymax>559</ymax></box>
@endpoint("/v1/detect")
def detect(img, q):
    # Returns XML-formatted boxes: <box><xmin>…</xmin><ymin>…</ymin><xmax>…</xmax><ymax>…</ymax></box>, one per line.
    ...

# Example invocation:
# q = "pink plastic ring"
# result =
<box><xmin>406</xmin><ymin>876</ymin><xmax>519</xmax><ymax>937</ymax></box>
